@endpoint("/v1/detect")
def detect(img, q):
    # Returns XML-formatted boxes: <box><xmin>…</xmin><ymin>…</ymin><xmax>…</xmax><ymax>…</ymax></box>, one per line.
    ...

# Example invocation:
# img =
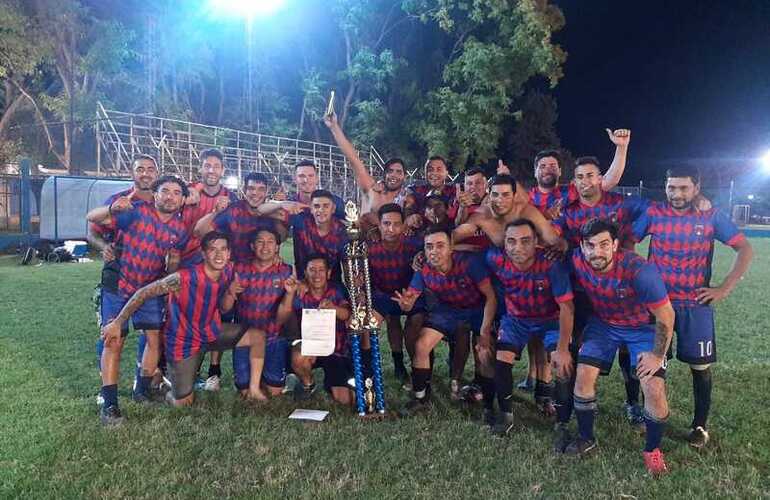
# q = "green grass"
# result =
<box><xmin>1</xmin><ymin>240</ymin><xmax>769</xmax><ymax>498</ymax></box>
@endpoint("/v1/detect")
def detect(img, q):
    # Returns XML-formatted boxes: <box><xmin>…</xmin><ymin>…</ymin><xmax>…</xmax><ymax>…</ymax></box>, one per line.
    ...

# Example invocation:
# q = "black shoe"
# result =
<box><xmin>553</xmin><ymin>423</ymin><xmax>571</xmax><ymax>453</ymax></box>
<box><xmin>293</xmin><ymin>382</ymin><xmax>316</xmax><ymax>402</ymax></box>
<box><xmin>622</xmin><ymin>402</ymin><xmax>646</xmax><ymax>432</ymax></box>
<box><xmin>687</xmin><ymin>426</ymin><xmax>710</xmax><ymax>449</ymax></box>
<box><xmin>564</xmin><ymin>437</ymin><xmax>598</xmax><ymax>457</ymax></box>
<box><xmin>482</xmin><ymin>408</ymin><xmax>497</xmax><ymax>428</ymax></box>
<box><xmin>398</xmin><ymin>397</ymin><xmax>431</xmax><ymax>417</ymax></box>
<box><xmin>100</xmin><ymin>405</ymin><xmax>124</xmax><ymax>426</ymax></box>
<box><xmin>516</xmin><ymin>377</ymin><xmax>534</xmax><ymax>392</ymax></box>
<box><xmin>490</xmin><ymin>412</ymin><xmax>514</xmax><ymax>436</ymax></box>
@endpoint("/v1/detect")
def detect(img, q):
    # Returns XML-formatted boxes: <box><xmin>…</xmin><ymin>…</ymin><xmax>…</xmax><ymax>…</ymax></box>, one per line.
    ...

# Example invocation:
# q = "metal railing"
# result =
<box><xmin>95</xmin><ymin>102</ymin><xmax>385</xmax><ymax>200</ymax></box>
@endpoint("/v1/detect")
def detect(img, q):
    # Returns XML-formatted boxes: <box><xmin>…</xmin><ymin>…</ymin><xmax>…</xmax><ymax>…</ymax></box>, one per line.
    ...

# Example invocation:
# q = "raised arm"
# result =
<box><xmin>324</xmin><ymin>112</ymin><xmax>376</xmax><ymax>192</ymax></box>
<box><xmin>601</xmin><ymin>128</ymin><xmax>630</xmax><ymax>191</ymax></box>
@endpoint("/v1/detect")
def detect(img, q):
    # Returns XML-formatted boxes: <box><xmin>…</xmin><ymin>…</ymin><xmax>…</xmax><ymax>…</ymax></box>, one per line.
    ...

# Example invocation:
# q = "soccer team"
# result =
<box><xmin>87</xmin><ymin>117</ymin><xmax>753</xmax><ymax>477</ymax></box>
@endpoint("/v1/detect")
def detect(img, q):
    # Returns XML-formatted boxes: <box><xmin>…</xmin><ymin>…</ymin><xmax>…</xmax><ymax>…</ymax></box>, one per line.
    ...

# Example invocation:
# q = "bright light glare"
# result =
<box><xmin>224</xmin><ymin>175</ymin><xmax>240</xmax><ymax>190</ymax></box>
<box><xmin>209</xmin><ymin>0</ymin><xmax>286</xmax><ymax>19</ymax></box>
<box><xmin>760</xmin><ymin>150</ymin><xmax>770</xmax><ymax>174</ymax></box>
<box><xmin>747</xmin><ymin>194</ymin><xmax>755</xmax><ymax>201</ymax></box>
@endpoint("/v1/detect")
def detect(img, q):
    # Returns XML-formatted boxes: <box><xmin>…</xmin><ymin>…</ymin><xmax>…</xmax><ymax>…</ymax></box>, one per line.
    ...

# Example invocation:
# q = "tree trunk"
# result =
<box><xmin>0</xmin><ymin>83</ymin><xmax>25</xmax><ymax>140</ymax></box>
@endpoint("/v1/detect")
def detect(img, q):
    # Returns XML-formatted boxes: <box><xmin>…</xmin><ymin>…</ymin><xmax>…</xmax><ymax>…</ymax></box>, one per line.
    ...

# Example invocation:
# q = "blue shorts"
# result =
<box><xmin>673</xmin><ymin>302</ymin><xmax>716</xmax><ymax>364</ymax></box>
<box><xmin>578</xmin><ymin>316</ymin><xmax>666</xmax><ymax>378</ymax></box>
<box><xmin>100</xmin><ymin>289</ymin><xmax>164</xmax><ymax>335</ymax></box>
<box><xmin>263</xmin><ymin>337</ymin><xmax>289</xmax><ymax>387</ymax></box>
<box><xmin>372</xmin><ymin>289</ymin><xmax>426</xmax><ymax>317</ymax></box>
<box><xmin>424</xmin><ymin>304</ymin><xmax>483</xmax><ymax>340</ymax></box>
<box><xmin>497</xmin><ymin>315</ymin><xmax>560</xmax><ymax>358</ymax></box>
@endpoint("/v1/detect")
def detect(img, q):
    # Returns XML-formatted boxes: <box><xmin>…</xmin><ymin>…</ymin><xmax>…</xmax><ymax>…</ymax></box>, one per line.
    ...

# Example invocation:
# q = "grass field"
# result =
<box><xmin>1</xmin><ymin>240</ymin><xmax>769</xmax><ymax>498</ymax></box>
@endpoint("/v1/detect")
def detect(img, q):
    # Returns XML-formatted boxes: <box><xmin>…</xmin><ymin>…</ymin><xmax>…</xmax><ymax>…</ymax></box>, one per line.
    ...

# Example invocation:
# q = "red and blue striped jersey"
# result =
<box><xmin>180</xmin><ymin>183</ymin><xmax>238</xmax><ymax>265</ymax></box>
<box><xmin>293</xmin><ymin>286</ymin><xmax>350</xmax><ymax>357</ymax></box>
<box><xmin>164</xmin><ymin>263</ymin><xmax>234</xmax><ymax>361</ymax></box>
<box><xmin>528</xmin><ymin>184</ymin><xmax>578</xmax><ymax>218</ymax></box>
<box><xmin>632</xmin><ymin>203</ymin><xmax>745</xmax><ymax>303</ymax></box>
<box><xmin>235</xmin><ymin>261</ymin><xmax>293</xmax><ymax>338</ymax></box>
<box><xmin>485</xmin><ymin>247</ymin><xmax>573</xmax><ymax>320</ymax></box>
<box><xmin>408</xmin><ymin>252</ymin><xmax>491</xmax><ymax>309</ymax></box>
<box><xmin>460</xmin><ymin>204</ymin><xmax>493</xmax><ymax>249</ymax></box>
<box><xmin>212</xmin><ymin>200</ymin><xmax>278</xmax><ymax>264</ymax></box>
<box><xmin>90</xmin><ymin>188</ymin><xmax>152</xmax><ymax>241</ymax></box>
<box><xmin>570</xmin><ymin>248</ymin><xmax>669</xmax><ymax>327</ymax></box>
<box><xmin>289</xmin><ymin>192</ymin><xmax>347</xmax><ymax>219</ymax></box>
<box><xmin>113</xmin><ymin>204</ymin><xmax>189</xmax><ymax>298</ymax></box>
<box><xmin>553</xmin><ymin>191</ymin><xmax>647</xmax><ymax>248</ymax></box>
<box><xmin>367</xmin><ymin>236</ymin><xmax>423</xmax><ymax>294</ymax></box>
<box><xmin>290</xmin><ymin>211</ymin><xmax>349</xmax><ymax>279</ymax></box>
<box><xmin>408</xmin><ymin>183</ymin><xmax>459</xmax><ymax>220</ymax></box>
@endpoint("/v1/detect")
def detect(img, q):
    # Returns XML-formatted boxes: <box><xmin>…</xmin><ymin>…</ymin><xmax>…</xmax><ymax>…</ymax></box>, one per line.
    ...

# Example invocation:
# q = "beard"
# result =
<box><xmin>669</xmin><ymin>198</ymin><xmax>693</xmax><ymax>210</ymax></box>
<box><xmin>588</xmin><ymin>256</ymin><xmax>611</xmax><ymax>271</ymax></box>
<box><xmin>537</xmin><ymin>174</ymin><xmax>558</xmax><ymax>189</ymax></box>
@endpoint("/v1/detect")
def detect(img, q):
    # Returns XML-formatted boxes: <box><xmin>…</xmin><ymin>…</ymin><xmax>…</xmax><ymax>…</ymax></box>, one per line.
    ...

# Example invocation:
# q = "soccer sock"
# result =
<box><xmin>478</xmin><ymin>375</ymin><xmax>495</xmax><ymax>411</ymax></box>
<box><xmin>618</xmin><ymin>350</ymin><xmax>640</xmax><ymax>405</ymax></box>
<box><xmin>429</xmin><ymin>350</ymin><xmax>435</xmax><ymax>371</ymax></box>
<box><xmin>232</xmin><ymin>347</ymin><xmax>251</xmax><ymax>391</ymax></box>
<box><xmin>644</xmin><ymin>411</ymin><xmax>668</xmax><ymax>452</ymax></box>
<box><xmin>96</xmin><ymin>338</ymin><xmax>104</xmax><ymax>370</ymax></box>
<box><xmin>555</xmin><ymin>376</ymin><xmax>575</xmax><ymax>424</ymax></box>
<box><xmin>447</xmin><ymin>342</ymin><xmax>454</xmax><ymax>378</ymax></box>
<box><xmin>691</xmin><ymin>367</ymin><xmax>713</xmax><ymax>429</ymax></box>
<box><xmin>135</xmin><ymin>376</ymin><xmax>152</xmax><ymax>396</ymax></box>
<box><xmin>574</xmin><ymin>395</ymin><xmax>597</xmax><ymax>441</ymax></box>
<box><xmin>494</xmin><ymin>360</ymin><xmax>513</xmax><ymax>413</ymax></box>
<box><xmin>208</xmin><ymin>363</ymin><xmax>222</xmax><ymax>378</ymax></box>
<box><xmin>534</xmin><ymin>379</ymin><xmax>554</xmax><ymax>406</ymax></box>
<box><xmin>101</xmin><ymin>384</ymin><xmax>119</xmax><ymax>408</ymax></box>
<box><xmin>134</xmin><ymin>333</ymin><xmax>147</xmax><ymax>384</ymax></box>
<box><xmin>412</xmin><ymin>367</ymin><xmax>432</xmax><ymax>400</ymax></box>
<box><xmin>392</xmin><ymin>351</ymin><xmax>405</xmax><ymax>371</ymax></box>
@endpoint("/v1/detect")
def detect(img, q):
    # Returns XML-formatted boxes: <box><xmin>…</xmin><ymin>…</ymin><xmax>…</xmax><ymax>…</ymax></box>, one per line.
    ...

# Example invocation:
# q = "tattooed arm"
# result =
<box><xmin>636</xmin><ymin>301</ymin><xmax>674</xmax><ymax>380</ymax></box>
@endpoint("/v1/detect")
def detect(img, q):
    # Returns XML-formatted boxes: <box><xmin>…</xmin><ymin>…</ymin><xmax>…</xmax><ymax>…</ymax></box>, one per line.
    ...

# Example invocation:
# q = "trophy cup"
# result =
<box><xmin>341</xmin><ymin>201</ymin><xmax>386</xmax><ymax>417</ymax></box>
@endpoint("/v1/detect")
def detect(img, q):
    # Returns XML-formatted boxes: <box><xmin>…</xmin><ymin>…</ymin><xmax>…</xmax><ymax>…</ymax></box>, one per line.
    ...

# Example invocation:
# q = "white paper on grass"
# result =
<box><xmin>288</xmin><ymin>409</ymin><xmax>329</xmax><ymax>422</ymax></box>
<box><xmin>300</xmin><ymin>308</ymin><xmax>336</xmax><ymax>357</ymax></box>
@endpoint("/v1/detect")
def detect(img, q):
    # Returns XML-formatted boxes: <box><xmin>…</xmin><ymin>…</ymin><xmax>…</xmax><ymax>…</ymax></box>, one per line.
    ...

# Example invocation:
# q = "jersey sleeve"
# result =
<box><xmin>633</xmin><ymin>263</ymin><xmax>670</xmax><ymax>310</ymax></box>
<box><xmin>548</xmin><ymin>259</ymin><xmax>574</xmax><ymax>303</ymax></box>
<box><xmin>551</xmin><ymin>213</ymin><xmax>567</xmax><ymax>237</ymax></box>
<box><xmin>332</xmin><ymin>194</ymin><xmax>347</xmax><ymax>220</ymax></box>
<box><xmin>623</xmin><ymin>195</ymin><xmax>650</xmax><ymax>223</ymax></box>
<box><xmin>113</xmin><ymin>206</ymin><xmax>139</xmax><ymax>231</ymax></box>
<box><xmin>467</xmin><ymin>254</ymin><xmax>490</xmax><ymax>284</ymax></box>
<box><xmin>212</xmin><ymin>208</ymin><xmax>233</xmax><ymax>233</ymax></box>
<box><xmin>631</xmin><ymin>203</ymin><xmax>653</xmax><ymax>242</ymax></box>
<box><xmin>407</xmin><ymin>270</ymin><xmax>425</xmax><ymax>294</ymax></box>
<box><xmin>712</xmin><ymin>210</ymin><xmax>745</xmax><ymax>247</ymax></box>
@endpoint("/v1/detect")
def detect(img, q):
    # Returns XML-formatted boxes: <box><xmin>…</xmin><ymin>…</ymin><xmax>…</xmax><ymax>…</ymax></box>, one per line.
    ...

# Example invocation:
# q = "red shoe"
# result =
<box><xmin>643</xmin><ymin>448</ymin><xmax>669</xmax><ymax>477</ymax></box>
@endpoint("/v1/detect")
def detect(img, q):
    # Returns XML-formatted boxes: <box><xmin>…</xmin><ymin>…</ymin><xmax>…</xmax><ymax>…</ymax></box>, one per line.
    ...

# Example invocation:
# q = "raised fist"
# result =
<box><xmin>606</xmin><ymin>128</ymin><xmax>631</xmax><ymax>147</ymax></box>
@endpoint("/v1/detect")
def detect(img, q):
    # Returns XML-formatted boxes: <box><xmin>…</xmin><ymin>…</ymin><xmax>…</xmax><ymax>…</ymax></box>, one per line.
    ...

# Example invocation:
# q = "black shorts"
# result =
<box><xmin>313</xmin><ymin>355</ymin><xmax>352</xmax><ymax>391</ymax></box>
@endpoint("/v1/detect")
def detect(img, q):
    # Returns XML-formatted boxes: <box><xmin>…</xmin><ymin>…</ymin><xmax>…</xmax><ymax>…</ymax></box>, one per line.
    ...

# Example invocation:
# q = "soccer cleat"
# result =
<box><xmin>100</xmin><ymin>405</ymin><xmax>124</xmax><ymax>426</ymax></box>
<box><xmin>516</xmin><ymin>376</ymin><xmax>534</xmax><ymax>392</ymax></box>
<box><xmin>564</xmin><ymin>437</ymin><xmax>598</xmax><ymax>457</ymax></box>
<box><xmin>460</xmin><ymin>384</ymin><xmax>483</xmax><ymax>404</ymax></box>
<box><xmin>96</xmin><ymin>393</ymin><xmax>105</xmax><ymax>407</ymax></box>
<box><xmin>490</xmin><ymin>412</ymin><xmax>514</xmax><ymax>436</ymax></box>
<box><xmin>687</xmin><ymin>426</ymin><xmax>710</xmax><ymax>449</ymax></box>
<box><xmin>282</xmin><ymin>373</ymin><xmax>299</xmax><ymax>394</ymax></box>
<box><xmin>293</xmin><ymin>382</ymin><xmax>316</xmax><ymax>402</ymax></box>
<box><xmin>193</xmin><ymin>377</ymin><xmax>207</xmax><ymax>391</ymax></box>
<box><xmin>623</xmin><ymin>402</ymin><xmax>646</xmax><ymax>431</ymax></box>
<box><xmin>482</xmin><ymin>408</ymin><xmax>496</xmax><ymax>428</ymax></box>
<box><xmin>398</xmin><ymin>397</ymin><xmax>431</xmax><ymax>417</ymax></box>
<box><xmin>449</xmin><ymin>379</ymin><xmax>461</xmax><ymax>401</ymax></box>
<box><xmin>202</xmin><ymin>375</ymin><xmax>221</xmax><ymax>392</ymax></box>
<box><xmin>643</xmin><ymin>448</ymin><xmax>669</xmax><ymax>477</ymax></box>
<box><xmin>553</xmin><ymin>423</ymin><xmax>572</xmax><ymax>453</ymax></box>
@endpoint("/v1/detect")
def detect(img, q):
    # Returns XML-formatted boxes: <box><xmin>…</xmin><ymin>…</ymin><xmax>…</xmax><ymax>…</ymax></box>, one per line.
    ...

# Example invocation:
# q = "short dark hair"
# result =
<box><xmin>580</xmin><ymin>217</ymin><xmax>618</xmax><ymax>242</ymax></box>
<box><xmin>378</xmin><ymin>203</ymin><xmax>404</xmax><ymax>221</ymax></box>
<box><xmin>534</xmin><ymin>149</ymin><xmax>561</xmax><ymax>168</ymax></box>
<box><xmin>465</xmin><ymin>167</ymin><xmax>486</xmax><ymax>179</ymax></box>
<box><xmin>133</xmin><ymin>154</ymin><xmax>158</xmax><ymax>169</ymax></box>
<box><xmin>666</xmin><ymin>166</ymin><xmax>701</xmax><ymax>185</ymax></box>
<box><xmin>295</xmin><ymin>159</ymin><xmax>316</xmax><ymax>170</ymax></box>
<box><xmin>505</xmin><ymin>218</ymin><xmax>537</xmax><ymax>237</ymax></box>
<box><xmin>311</xmin><ymin>189</ymin><xmax>335</xmax><ymax>203</ymax></box>
<box><xmin>424</xmin><ymin>223</ymin><xmax>452</xmax><ymax>241</ymax></box>
<box><xmin>201</xmin><ymin>230</ymin><xmax>230</xmax><ymax>251</ymax></box>
<box><xmin>244</xmin><ymin>171</ymin><xmax>269</xmax><ymax>186</ymax></box>
<box><xmin>200</xmin><ymin>148</ymin><xmax>224</xmax><ymax>164</ymax></box>
<box><xmin>384</xmin><ymin>158</ymin><xmax>405</xmax><ymax>173</ymax></box>
<box><xmin>249</xmin><ymin>224</ymin><xmax>282</xmax><ymax>245</ymax></box>
<box><xmin>575</xmin><ymin>156</ymin><xmax>601</xmax><ymax>171</ymax></box>
<box><xmin>304</xmin><ymin>253</ymin><xmax>329</xmax><ymax>269</ymax></box>
<box><xmin>152</xmin><ymin>175</ymin><xmax>189</xmax><ymax>197</ymax></box>
<box><xmin>425</xmin><ymin>155</ymin><xmax>449</xmax><ymax>172</ymax></box>
<box><xmin>489</xmin><ymin>174</ymin><xmax>517</xmax><ymax>193</ymax></box>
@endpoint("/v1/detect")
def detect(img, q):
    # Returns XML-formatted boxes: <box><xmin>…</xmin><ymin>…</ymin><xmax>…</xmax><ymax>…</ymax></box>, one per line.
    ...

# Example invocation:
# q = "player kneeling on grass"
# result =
<box><xmin>483</xmin><ymin>219</ymin><xmax>575</xmax><ymax>439</ymax></box>
<box><xmin>232</xmin><ymin>227</ymin><xmax>295</xmax><ymax>399</ymax></box>
<box><xmin>278</xmin><ymin>254</ymin><xmax>354</xmax><ymax>406</ymax></box>
<box><xmin>100</xmin><ymin>232</ymin><xmax>268</xmax><ymax>424</ymax></box>
<box><xmin>568</xmin><ymin>218</ymin><xmax>674</xmax><ymax>477</ymax></box>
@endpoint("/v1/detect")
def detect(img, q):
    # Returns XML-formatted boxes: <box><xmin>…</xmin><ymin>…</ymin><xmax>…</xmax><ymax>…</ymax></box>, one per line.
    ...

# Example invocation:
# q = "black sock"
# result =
<box><xmin>447</xmin><ymin>342</ymin><xmax>454</xmax><ymax>378</ymax></box>
<box><xmin>135</xmin><ymin>375</ymin><xmax>152</xmax><ymax>396</ymax></box>
<box><xmin>534</xmin><ymin>379</ymin><xmax>554</xmax><ymax>405</ymax></box>
<box><xmin>555</xmin><ymin>376</ymin><xmax>574</xmax><ymax>424</ymax></box>
<box><xmin>691</xmin><ymin>367</ymin><xmax>712</xmax><ymax>429</ymax></box>
<box><xmin>208</xmin><ymin>363</ymin><xmax>222</xmax><ymax>378</ymax></box>
<box><xmin>101</xmin><ymin>384</ymin><xmax>118</xmax><ymax>408</ymax></box>
<box><xmin>495</xmin><ymin>360</ymin><xmax>513</xmax><ymax>413</ymax></box>
<box><xmin>412</xmin><ymin>367</ymin><xmax>432</xmax><ymax>399</ymax></box>
<box><xmin>478</xmin><ymin>375</ymin><xmax>495</xmax><ymax>411</ymax></box>
<box><xmin>618</xmin><ymin>350</ymin><xmax>639</xmax><ymax>405</ymax></box>
<box><xmin>429</xmin><ymin>350</ymin><xmax>435</xmax><ymax>371</ymax></box>
<box><xmin>574</xmin><ymin>395</ymin><xmax>597</xmax><ymax>441</ymax></box>
<box><xmin>392</xmin><ymin>351</ymin><xmax>405</xmax><ymax>370</ymax></box>
<box><xmin>644</xmin><ymin>410</ymin><xmax>667</xmax><ymax>452</ymax></box>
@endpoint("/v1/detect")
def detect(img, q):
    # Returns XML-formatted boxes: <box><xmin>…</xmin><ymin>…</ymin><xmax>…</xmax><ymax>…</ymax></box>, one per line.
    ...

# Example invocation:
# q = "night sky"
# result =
<box><xmin>552</xmin><ymin>1</ymin><xmax>770</xmax><ymax>185</ymax></box>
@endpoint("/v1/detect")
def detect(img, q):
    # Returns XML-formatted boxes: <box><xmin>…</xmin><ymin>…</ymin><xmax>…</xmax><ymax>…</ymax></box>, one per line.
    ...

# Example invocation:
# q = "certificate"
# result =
<box><xmin>301</xmin><ymin>308</ymin><xmax>336</xmax><ymax>357</ymax></box>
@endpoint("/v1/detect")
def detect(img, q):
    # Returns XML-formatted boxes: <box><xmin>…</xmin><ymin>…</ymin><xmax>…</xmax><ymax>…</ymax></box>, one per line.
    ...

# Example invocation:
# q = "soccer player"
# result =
<box><xmin>233</xmin><ymin>227</ymin><xmax>295</xmax><ymax>398</ymax></box>
<box><xmin>288</xmin><ymin>189</ymin><xmax>349</xmax><ymax>280</ymax></box>
<box><xmin>290</xmin><ymin>159</ymin><xmax>346</xmax><ymax>219</ymax></box>
<box><xmin>367</xmin><ymin>203</ymin><xmax>425</xmax><ymax>383</ymax></box>
<box><xmin>404</xmin><ymin>156</ymin><xmax>459</xmax><ymax>225</ymax></box>
<box><xmin>279</xmin><ymin>254</ymin><xmax>353</xmax><ymax>405</ymax></box>
<box><xmin>454</xmin><ymin>167</ymin><xmax>490</xmax><ymax>247</ymax></box>
<box><xmin>87</xmin><ymin>175</ymin><xmax>190</xmax><ymax>420</ymax></box>
<box><xmin>568</xmin><ymin>219</ymin><xmax>674</xmax><ymax>477</ymax></box>
<box><xmin>394</xmin><ymin>225</ymin><xmax>497</xmax><ymax>418</ymax></box>
<box><xmin>484</xmin><ymin>219</ymin><xmax>575</xmax><ymax>438</ymax></box>
<box><xmin>100</xmin><ymin>232</ymin><xmax>268</xmax><ymax>423</ymax></box>
<box><xmin>633</xmin><ymin>166</ymin><xmax>753</xmax><ymax>448</ymax></box>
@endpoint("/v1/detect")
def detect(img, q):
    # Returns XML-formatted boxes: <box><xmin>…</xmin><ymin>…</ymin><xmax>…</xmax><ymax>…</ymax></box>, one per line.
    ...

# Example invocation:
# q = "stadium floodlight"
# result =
<box><xmin>208</xmin><ymin>0</ymin><xmax>286</xmax><ymax>19</ymax></box>
<box><xmin>224</xmin><ymin>175</ymin><xmax>240</xmax><ymax>191</ymax></box>
<box><xmin>760</xmin><ymin>150</ymin><xmax>770</xmax><ymax>175</ymax></box>
<box><xmin>747</xmin><ymin>194</ymin><xmax>755</xmax><ymax>201</ymax></box>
